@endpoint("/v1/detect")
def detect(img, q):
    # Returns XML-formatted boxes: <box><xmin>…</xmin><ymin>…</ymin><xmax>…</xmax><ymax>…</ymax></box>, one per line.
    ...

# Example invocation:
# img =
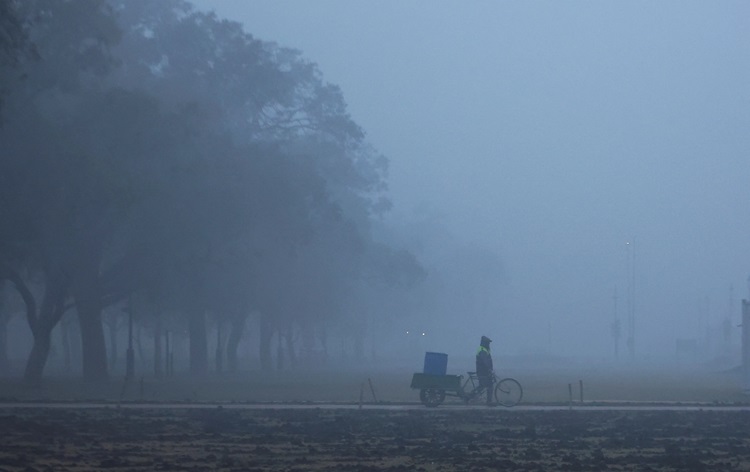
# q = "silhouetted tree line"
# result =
<box><xmin>0</xmin><ymin>0</ymin><xmax>424</xmax><ymax>383</ymax></box>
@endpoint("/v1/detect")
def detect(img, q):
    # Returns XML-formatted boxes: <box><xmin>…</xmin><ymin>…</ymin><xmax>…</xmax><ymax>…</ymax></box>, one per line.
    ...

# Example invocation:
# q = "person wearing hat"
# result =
<box><xmin>476</xmin><ymin>335</ymin><xmax>494</xmax><ymax>405</ymax></box>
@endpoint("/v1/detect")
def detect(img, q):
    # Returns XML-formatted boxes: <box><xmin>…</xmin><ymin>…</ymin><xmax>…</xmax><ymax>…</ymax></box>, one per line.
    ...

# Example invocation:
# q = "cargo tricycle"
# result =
<box><xmin>410</xmin><ymin>371</ymin><xmax>523</xmax><ymax>407</ymax></box>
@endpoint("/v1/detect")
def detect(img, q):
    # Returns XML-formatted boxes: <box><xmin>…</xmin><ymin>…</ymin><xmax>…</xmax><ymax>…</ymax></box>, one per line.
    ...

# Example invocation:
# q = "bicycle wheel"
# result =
<box><xmin>420</xmin><ymin>388</ymin><xmax>446</xmax><ymax>407</ymax></box>
<box><xmin>494</xmin><ymin>378</ymin><xmax>523</xmax><ymax>407</ymax></box>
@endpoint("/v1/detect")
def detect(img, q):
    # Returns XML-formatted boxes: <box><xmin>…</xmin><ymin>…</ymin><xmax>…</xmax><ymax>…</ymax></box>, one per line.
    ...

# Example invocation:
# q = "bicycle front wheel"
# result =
<box><xmin>494</xmin><ymin>378</ymin><xmax>523</xmax><ymax>407</ymax></box>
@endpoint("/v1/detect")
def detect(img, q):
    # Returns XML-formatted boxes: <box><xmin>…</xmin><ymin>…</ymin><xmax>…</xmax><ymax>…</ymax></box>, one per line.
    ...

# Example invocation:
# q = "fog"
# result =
<box><xmin>1</xmin><ymin>1</ymin><xmax>750</xmax><ymax>385</ymax></box>
<box><xmin>190</xmin><ymin>1</ymin><xmax>750</xmax><ymax>363</ymax></box>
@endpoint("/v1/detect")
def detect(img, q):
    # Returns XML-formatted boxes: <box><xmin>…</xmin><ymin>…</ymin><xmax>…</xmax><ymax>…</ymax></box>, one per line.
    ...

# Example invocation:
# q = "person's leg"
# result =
<box><xmin>486</xmin><ymin>379</ymin><xmax>493</xmax><ymax>404</ymax></box>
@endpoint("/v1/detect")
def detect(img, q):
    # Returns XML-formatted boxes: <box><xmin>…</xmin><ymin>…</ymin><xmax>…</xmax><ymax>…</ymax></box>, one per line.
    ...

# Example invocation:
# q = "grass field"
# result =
<box><xmin>0</xmin><ymin>363</ymin><xmax>747</xmax><ymax>405</ymax></box>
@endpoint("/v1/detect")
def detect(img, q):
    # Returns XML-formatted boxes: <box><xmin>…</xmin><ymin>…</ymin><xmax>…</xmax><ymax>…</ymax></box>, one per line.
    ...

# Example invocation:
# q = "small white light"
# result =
<box><xmin>406</xmin><ymin>331</ymin><xmax>409</xmax><ymax>335</ymax></box>
<box><xmin>422</xmin><ymin>332</ymin><xmax>426</xmax><ymax>336</ymax></box>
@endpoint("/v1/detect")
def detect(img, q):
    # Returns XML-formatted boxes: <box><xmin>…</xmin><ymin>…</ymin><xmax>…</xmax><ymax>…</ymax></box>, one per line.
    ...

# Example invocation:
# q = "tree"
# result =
<box><xmin>0</xmin><ymin>0</ymin><xmax>34</xmax><ymax>113</ymax></box>
<box><xmin>1</xmin><ymin>0</ymin><xmax>421</xmax><ymax>384</ymax></box>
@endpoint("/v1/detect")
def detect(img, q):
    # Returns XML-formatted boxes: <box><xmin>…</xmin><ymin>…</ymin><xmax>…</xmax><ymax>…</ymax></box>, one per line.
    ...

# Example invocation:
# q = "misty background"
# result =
<box><xmin>194</xmin><ymin>0</ymin><xmax>750</xmax><ymax>361</ymax></box>
<box><xmin>1</xmin><ymin>1</ymin><xmax>749</xmax><ymax>385</ymax></box>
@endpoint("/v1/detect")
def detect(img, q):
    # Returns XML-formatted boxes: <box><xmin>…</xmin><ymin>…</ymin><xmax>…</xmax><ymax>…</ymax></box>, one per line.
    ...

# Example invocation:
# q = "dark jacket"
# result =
<box><xmin>476</xmin><ymin>344</ymin><xmax>493</xmax><ymax>378</ymax></box>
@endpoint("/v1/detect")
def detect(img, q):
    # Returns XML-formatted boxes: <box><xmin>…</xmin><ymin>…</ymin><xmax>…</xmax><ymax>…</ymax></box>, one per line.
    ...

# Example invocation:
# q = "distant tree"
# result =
<box><xmin>0</xmin><ymin>0</ymin><xmax>33</xmax><ymax>113</ymax></box>
<box><xmin>108</xmin><ymin>0</ymin><xmax>393</xmax><ymax>372</ymax></box>
<box><xmin>0</xmin><ymin>0</ymin><xmax>421</xmax><ymax>384</ymax></box>
<box><xmin>0</xmin><ymin>0</ymin><xmax>123</xmax><ymax>382</ymax></box>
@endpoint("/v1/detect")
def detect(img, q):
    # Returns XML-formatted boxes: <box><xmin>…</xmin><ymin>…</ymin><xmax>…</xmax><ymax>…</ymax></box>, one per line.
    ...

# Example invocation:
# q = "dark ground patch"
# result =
<box><xmin>1</xmin><ymin>407</ymin><xmax>749</xmax><ymax>471</ymax></box>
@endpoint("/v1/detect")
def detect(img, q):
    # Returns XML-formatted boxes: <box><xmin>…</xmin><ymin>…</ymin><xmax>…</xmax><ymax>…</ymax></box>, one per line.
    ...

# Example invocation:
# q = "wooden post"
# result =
<box><xmin>579</xmin><ymin>380</ymin><xmax>584</xmax><ymax>403</ymax></box>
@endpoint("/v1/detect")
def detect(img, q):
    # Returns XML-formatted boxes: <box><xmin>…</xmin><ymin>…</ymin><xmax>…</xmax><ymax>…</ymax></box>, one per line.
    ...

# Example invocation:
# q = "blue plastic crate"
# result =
<box><xmin>423</xmin><ymin>352</ymin><xmax>448</xmax><ymax>375</ymax></box>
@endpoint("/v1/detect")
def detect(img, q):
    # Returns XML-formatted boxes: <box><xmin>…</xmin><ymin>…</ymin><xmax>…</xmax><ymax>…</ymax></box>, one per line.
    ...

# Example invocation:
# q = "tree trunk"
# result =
<box><xmin>0</xmin><ymin>315</ymin><xmax>9</xmax><ymax>374</ymax></box>
<box><xmin>62</xmin><ymin>315</ymin><xmax>82</xmax><ymax>373</ymax></box>
<box><xmin>285</xmin><ymin>323</ymin><xmax>296</xmax><ymax>369</ymax></box>
<box><xmin>23</xmin><ymin>270</ymin><xmax>68</xmax><ymax>384</ymax></box>
<box><xmin>70</xmin><ymin>246</ymin><xmax>108</xmax><ymax>382</ymax></box>
<box><xmin>24</xmin><ymin>294</ymin><xmax>64</xmax><ymax>383</ymax></box>
<box><xmin>135</xmin><ymin>323</ymin><xmax>145</xmax><ymax>364</ymax></box>
<box><xmin>188</xmin><ymin>307</ymin><xmax>207</xmax><ymax>375</ymax></box>
<box><xmin>226</xmin><ymin>313</ymin><xmax>247</xmax><ymax>373</ymax></box>
<box><xmin>259</xmin><ymin>313</ymin><xmax>272</xmax><ymax>372</ymax></box>
<box><xmin>215</xmin><ymin>322</ymin><xmax>223</xmax><ymax>373</ymax></box>
<box><xmin>61</xmin><ymin>317</ymin><xmax>72</xmax><ymax>373</ymax></box>
<box><xmin>107</xmin><ymin>316</ymin><xmax>117</xmax><ymax>371</ymax></box>
<box><xmin>24</xmin><ymin>328</ymin><xmax>52</xmax><ymax>384</ymax></box>
<box><xmin>276</xmin><ymin>330</ymin><xmax>284</xmax><ymax>371</ymax></box>
<box><xmin>76</xmin><ymin>302</ymin><xmax>108</xmax><ymax>381</ymax></box>
<box><xmin>301</xmin><ymin>320</ymin><xmax>315</xmax><ymax>356</ymax></box>
<box><xmin>153</xmin><ymin>317</ymin><xmax>162</xmax><ymax>378</ymax></box>
<box><xmin>0</xmin><ymin>283</ymin><xmax>7</xmax><ymax>374</ymax></box>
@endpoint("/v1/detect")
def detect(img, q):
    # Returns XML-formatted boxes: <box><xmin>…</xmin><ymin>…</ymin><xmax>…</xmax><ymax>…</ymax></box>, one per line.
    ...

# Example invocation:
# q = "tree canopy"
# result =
<box><xmin>0</xmin><ymin>0</ymin><xmax>424</xmax><ymax>381</ymax></box>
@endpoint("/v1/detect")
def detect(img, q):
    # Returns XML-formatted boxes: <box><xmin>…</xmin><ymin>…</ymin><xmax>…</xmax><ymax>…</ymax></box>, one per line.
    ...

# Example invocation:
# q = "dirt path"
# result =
<box><xmin>2</xmin><ymin>406</ymin><xmax>750</xmax><ymax>471</ymax></box>
<box><xmin>2</xmin><ymin>401</ymin><xmax>750</xmax><ymax>411</ymax></box>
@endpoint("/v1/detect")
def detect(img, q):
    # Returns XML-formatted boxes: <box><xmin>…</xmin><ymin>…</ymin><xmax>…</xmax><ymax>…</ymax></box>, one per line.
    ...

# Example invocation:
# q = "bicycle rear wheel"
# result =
<box><xmin>420</xmin><ymin>388</ymin><xmax>446</xmax><ymax>407</ymax></box>
<box><xmin>494</xmin><ymin>378</ymin><xmax>523</xmax><ymax>407</ymax></box>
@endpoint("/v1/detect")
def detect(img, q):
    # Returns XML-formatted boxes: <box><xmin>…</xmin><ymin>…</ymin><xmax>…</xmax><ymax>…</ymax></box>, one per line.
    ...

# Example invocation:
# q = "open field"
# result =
<box><xmin>2</xmin><ymin>367</ymin><xmax>750</xmax><ymax>470</ymax></box>
<box><xmin>2</xmin><ymin>406</ymin><xmax>750</xmax><ymax>471</ymax></box>
<box><xmin>0</xmin><ymin>364</ymin><xmax>747</xmax><ymax>405</ymax></box>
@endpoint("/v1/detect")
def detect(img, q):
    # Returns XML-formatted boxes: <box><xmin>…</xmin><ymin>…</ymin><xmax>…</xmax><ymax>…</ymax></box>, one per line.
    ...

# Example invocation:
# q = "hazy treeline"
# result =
<box><xmin>0</xmin><ymin>0</ymin><xmax>426</xmax><ymax>382</ymax></box>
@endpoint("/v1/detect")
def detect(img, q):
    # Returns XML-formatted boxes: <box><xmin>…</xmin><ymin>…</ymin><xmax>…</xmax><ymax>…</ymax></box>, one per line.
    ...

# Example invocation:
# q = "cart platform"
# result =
<box><xmin>410</xmin><ymin>373</ymin><xmax>462</xmax><ymax>391</ymax></box>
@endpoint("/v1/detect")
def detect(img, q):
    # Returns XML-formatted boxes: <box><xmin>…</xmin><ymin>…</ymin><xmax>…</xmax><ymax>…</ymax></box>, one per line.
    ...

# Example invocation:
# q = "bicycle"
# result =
<box><xmin>411</xmin><ymin>370</ymin><xmax>523</xmax><ymax>407</ymax></box>
<box><xmin>461</xmin><ymin>372</ymin><xmax>523</xmax><ymax>406</ymax></box>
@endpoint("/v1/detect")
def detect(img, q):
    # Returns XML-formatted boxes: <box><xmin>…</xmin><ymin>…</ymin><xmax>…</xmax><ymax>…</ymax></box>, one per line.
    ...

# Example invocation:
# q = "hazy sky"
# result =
<box><xmin>193</xmin><ymin>1</ymin><xmax>750</xmax><ymax>360</ymax></box>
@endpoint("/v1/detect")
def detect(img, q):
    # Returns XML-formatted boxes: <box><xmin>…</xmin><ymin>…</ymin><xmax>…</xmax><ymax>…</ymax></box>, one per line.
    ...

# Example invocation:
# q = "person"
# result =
<box><xmin>475</xmin><ymin>335</ymin><xmax>494</xmax><ymax>405</ymax></box>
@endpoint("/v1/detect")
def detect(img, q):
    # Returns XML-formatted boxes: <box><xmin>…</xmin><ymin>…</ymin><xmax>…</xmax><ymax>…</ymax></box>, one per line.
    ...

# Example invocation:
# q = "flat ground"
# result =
<box><xmin>2</xmin><ymin>406</ymin><xmax>750</xmax><ymax>471</ymax></box>
<box><xmin>1</xmin><ymin>366</ymin><xmax>749</xmax><ymax>471</ymax></box>
<box><xmin>0</xmin><ymin>364</ymin><xmax>746</xmax><ymax>404</ymax></box>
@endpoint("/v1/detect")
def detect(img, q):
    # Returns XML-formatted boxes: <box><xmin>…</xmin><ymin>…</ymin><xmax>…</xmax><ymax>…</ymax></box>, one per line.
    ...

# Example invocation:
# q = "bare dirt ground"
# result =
<box><xmin>2</xmin><ymin>406</ymin><xmax>750</xmax><ymax>471</ymax></box>
<box><xmin>1</xmin><ymin>366</ymin><xmax>749</xmax><ymax>471</ymax></box>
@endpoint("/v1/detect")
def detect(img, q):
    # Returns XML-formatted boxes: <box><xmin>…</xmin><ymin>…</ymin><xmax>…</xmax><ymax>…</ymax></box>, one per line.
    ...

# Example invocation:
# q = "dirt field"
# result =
<box><xmin>2</xmin><ymin>406</ymin><xmax>750</xmax><ymax>471</ymax></box>
<box><xmin>1</xmin><ymin>366</ymin><xmax>749</xmax><ymax>471</ymax></box>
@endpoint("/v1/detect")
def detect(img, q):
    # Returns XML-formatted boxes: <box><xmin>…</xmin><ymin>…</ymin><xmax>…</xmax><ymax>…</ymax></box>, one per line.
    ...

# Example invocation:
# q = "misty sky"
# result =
<box><xmin>193</xmin><ymin>1</ymin><xmax>750</xmax><ymax>359</ymax></box>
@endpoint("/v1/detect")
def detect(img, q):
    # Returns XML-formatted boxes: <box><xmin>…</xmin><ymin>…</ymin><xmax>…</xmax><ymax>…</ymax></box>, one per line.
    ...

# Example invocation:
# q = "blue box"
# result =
<box><xmin>423</xmin><ymin>352</ymin><xmax>448</xmax><ymax>376</ymax></box>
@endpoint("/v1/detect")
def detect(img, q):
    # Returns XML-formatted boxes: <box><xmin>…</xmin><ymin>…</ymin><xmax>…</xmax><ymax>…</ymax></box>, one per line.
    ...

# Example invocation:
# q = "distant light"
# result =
<box><xmin>406</xmin><ymin>331</ymin><xmax>409</xmax><ymax>335</ymax></box>
<box><xmin>422</xmin><ymin>332</ymin><xmax>426</xmax><ymax>336</ymax></box>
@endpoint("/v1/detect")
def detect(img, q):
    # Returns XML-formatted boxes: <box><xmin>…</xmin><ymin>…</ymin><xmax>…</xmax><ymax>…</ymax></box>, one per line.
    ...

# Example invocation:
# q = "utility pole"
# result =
<box><xmin>612</xmin><ymin>286</ymin><xmax>621</xmax><ymax>360</ymax></box>
<box><xmin>626</xmin><ymin>239</ymin><xmax>636</xmax><ymax>361</ymax></box>
<box><xmin>723</xmin><ymin>285</ymin><xmax>733</xmax><ymax>352</ymax></box>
